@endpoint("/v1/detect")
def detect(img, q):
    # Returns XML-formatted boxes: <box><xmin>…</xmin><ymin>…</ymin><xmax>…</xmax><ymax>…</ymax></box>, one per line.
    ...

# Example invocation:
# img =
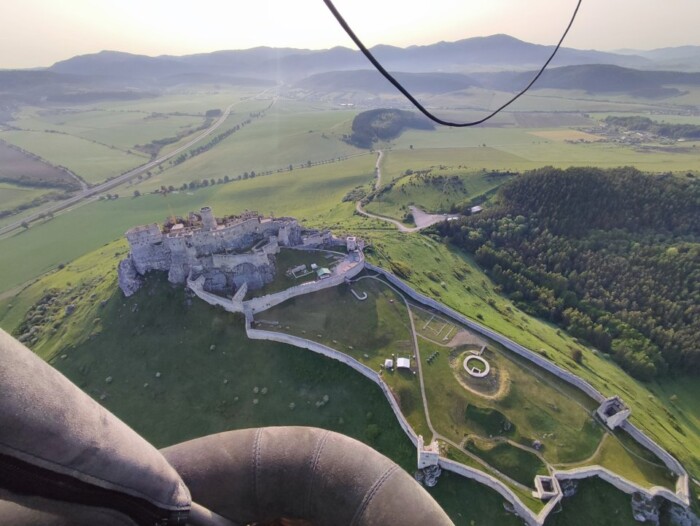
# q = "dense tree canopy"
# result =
<box><xmin>346</xmin><ymin>109</ymin><xmax>434</xmax><ymax>148</ymax></box>
<box><xmin>435</xmin><ymin>166</ymin><xmax>700</xmax><ymax>380</ymax></box>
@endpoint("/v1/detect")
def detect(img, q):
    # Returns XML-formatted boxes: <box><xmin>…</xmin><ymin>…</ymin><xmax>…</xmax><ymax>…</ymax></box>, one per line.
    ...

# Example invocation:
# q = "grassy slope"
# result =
<box><xmin>365</xmin><ymin>165</ymin><xmax>511</xmax><ymax>219</ymax></box>
<box><xmin>544</xmin><ymin>478</ymin><xmax>639</xmax><ymax>526</ymax></box>
<box><xmin>362</xmin><ymin>232</ymin><xmax>700</xmax><ymax>482</ymax></box>
<box><xmin>0</xmin><ymin>251</ymin><xmax>521</xmax><ymax>526</ymax></box>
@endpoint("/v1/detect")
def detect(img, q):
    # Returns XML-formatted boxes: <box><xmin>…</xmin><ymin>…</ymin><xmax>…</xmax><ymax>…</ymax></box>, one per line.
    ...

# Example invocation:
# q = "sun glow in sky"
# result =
<box><xmin>2</xmin><ymin>0</ymin><xmax>700</xmax><ymax>68</ymax></box>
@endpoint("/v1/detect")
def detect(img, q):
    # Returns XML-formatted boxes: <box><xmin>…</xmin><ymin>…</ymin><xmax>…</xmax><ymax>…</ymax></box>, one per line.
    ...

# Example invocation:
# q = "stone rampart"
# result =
<box><xmin>365</xmin><ymin>264</ymin><xmax>604</xmax><ymax>402</ymax></box>
<box><xmin>437</xmin><ymin>458</ymin><xmax>540</xmax><ymax>526</ymax></box>
<box><xmin>553</xmin><ymin>466</ymin><xmax>687</xmax><ymax>507</ymax></box>
<box><xmin>620</xmin><ymin>421</ymin><xmax>690</xmax><ymax>501</ymax></box>
<box><xmin>187</xmin><ymin>276</ymin><xmax>244</xmax><ymax>313</ymax></box>
<box><xmin>245</xmin><ymin>326</ymin><xmax>416</xmax><ymax>447</ymax></box>
<box><xmin>211</xmin><ymin>252</ymin><xmax>269</xmax><ymax>269</ymax></box>
<box><xmin>364</xmin><ymin>263</ymin><xmax>690</xmax><ymax>506</ymax></box>
<box><xmin>244</xmin><ymin>256</ymin><xmax>364</xmax><ymax>314</ymax></box>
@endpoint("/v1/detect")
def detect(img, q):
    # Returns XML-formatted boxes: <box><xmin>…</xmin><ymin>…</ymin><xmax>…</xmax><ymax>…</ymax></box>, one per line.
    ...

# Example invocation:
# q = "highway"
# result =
<box><xmin>0</xmin><ymin>87</ymin><xmax>276</xmax><ymax>236</ymax></box>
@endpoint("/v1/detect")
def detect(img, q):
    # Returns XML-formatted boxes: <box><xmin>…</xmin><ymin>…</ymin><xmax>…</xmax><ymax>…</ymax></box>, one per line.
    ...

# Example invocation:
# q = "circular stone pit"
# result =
<box><xmin>463</xmin><ymin>355</ymin><xmax>490</xmax><ymax>378</ymax></box>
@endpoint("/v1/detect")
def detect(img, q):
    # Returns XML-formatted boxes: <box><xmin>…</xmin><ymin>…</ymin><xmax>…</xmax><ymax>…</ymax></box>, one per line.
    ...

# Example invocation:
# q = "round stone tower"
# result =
<box><xmin>200</xmin><ymin>206</ymin><xmax>217</xmax><ymax>231</ymax></box>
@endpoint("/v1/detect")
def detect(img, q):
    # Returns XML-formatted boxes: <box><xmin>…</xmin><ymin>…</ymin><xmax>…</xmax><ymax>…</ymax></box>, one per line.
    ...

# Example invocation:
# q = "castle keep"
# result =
<box><xmin>118</xmin><ymin>206</ymin><xmax>329</xmax><ymax>297</ymax></box>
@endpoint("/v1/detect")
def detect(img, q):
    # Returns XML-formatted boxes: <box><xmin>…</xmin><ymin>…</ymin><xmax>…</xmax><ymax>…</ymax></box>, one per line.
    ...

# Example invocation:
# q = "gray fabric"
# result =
<box><xmin>0</xmin><ymin>490</ymin><xmax>136</xmax><ymax>526</ymax></box>
<box><xmin>0</xmin><ymin>328</ymin><xmax>190</xmax><ymax>512</ymax></box>
<box><xmin>162</xmin><ymin>427</ymin><xmax>454</xmax><ymax>526</ymax></box>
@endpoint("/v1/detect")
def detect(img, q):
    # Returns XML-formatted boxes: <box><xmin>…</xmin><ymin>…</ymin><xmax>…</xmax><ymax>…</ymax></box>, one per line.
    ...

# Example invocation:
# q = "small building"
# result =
<box><xmin>384</xmin><ymin>359</ymin><xmax>394</xmax><ymax>370</ymax></box>
<box><xmin>470</xmin><ymin>205</ymin><xmax>483</xmax><ymax>214</ymax></box>
<box><xmin>310</xmin><ymin>263</ymin><xmax>318</xmax><ymax>270</ymax></box>
<box><xmin>596</xmin><ymin>396</ymin><xmax>631</xmax><ymax>430</ymax></box>
<box><xmin>316</xmin><ymin>267</ymin><xmax>332</xmax><ymax>280</ymax></box>
<box><xmin>170</xmin><ymin>223</ymin><xmax>184</xmax><ymax>233</ymax></box>
<box><xmin>532</xmin><ymin>475</ymin><xmax>560</xmax><ymax>501</ymax></box>
<box><xmin>417</xmin><ymin>435</ymin><xmax>440</xmax><ymax>469</ymax></box>
<box><xmin>396</xmin><ymin>357</ymin><xmax>411</xmax><ymax>369</ymax></box>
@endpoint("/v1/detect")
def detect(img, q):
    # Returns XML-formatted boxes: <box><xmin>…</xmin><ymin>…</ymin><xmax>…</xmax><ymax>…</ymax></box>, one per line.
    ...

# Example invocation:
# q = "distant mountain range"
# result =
<box><xmin>47</xmin><ymin>35</ymin><xmax>656</xmax><ymax>81</ymax></box>
<box><xmin>1</xmin><ymin>34</ymin><xmax>699</xmax><ymax>105</ymax></box>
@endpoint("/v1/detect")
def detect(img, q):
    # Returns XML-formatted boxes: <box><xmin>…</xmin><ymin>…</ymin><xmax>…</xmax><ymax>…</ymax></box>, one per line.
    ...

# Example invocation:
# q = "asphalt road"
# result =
<box><xmin>0</xmin><ymin>87</ymin><xmax>276</xmax><ymax>236</ymax></box>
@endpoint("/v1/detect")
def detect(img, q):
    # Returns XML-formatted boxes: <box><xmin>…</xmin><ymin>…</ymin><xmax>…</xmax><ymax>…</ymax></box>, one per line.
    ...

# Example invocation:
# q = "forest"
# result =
<box><xmin>434</xmin><ymin>166</ymin><xmax>700</xmax><ymax>380</ymax></box>
<box><xmin>346</xmin><ymin>109</ymin><xmax>434</xmax><ymax>148</ymax></box>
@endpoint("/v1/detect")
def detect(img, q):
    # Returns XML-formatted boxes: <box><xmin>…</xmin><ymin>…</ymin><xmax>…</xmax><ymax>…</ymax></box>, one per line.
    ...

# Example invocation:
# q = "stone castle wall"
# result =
<box><xmin>119</xmin><ymin>209</ymin><xmax>304</xmax><ymax>297</ymax></box>
<box><xmin>185</xmin><ymin>260</ymin><xmax>691</xmax><ymax>525</ymax></box>
<box><xmin>364</xmin><ymin>263</ymin><xmax>689</xmax><ymax>505</ymax></box>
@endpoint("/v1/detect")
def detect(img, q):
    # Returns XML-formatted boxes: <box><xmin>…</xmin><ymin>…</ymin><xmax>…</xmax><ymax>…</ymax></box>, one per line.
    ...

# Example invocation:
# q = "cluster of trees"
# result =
<box><xmin>172</xmin><ymin>121</ymin><xmax>248</xmax><ymax>166</ymax></box>
<box><xmin>434</xmin><ymin>166</ymin><xmax>699</xmax><ymax>380</ymax></box>
<box><xmin>345</xmin><ymin>109</ymin><xmax>434</xmax><ymax>148</ymax></box>
<box><xmin>605</xmin><ymin>116</ymin><xmax>700</xmax><ymax>140</ymax></box>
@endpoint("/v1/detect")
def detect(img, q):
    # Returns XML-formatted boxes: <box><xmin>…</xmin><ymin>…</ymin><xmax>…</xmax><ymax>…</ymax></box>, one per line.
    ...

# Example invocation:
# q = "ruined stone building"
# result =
<box><xmin>118</xmin><ymin>206</ymin><xmax>329</xmax><ymax>297</ymax></box>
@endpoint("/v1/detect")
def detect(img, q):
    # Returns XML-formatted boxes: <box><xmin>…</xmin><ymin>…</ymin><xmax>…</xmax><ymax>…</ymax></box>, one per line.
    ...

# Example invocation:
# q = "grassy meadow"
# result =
<box><xmin>0</xmin><ymin>129</ymin><xmax>147</xmax><ymax>184</ymax></box>
<box><xmin>0</xmin><ymin>182</ymin><xmax>52</xmax><ymax>211</ymax></box>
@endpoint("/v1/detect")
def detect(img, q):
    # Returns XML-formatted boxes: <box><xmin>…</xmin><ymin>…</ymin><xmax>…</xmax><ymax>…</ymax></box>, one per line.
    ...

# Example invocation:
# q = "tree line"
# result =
<box><xmin>434</xmin><ymin>166</ymin><xmax>699</xmax><ymax>380</ymax></box>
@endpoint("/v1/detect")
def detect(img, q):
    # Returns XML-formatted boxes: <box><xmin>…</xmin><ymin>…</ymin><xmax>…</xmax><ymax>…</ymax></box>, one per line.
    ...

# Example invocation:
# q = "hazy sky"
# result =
<box><xmin>2</xmin><ymin>0</ymin><xmax>700</xmax><ymax>68</ymax></box>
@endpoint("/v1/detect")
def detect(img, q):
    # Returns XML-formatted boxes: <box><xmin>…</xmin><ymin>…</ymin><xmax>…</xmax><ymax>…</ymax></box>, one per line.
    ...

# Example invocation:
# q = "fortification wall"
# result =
<box><xmin>437</xmin><ymin>458</ymin><xmax>540</xmax><ymax>525</ymax></box>
<box><xmin>211</xmin><ymin>252</ymin><xmax>269</xmax><ymax>270</ymax></box>
<box><xmin>365</xmin><ymin>263</ymin><xmax>605</xmax><ymax>401</ymax></box>
<box><xmin>620</xmin><ymin>421</ymin><xmax>690</xmax><ymax>501</ymax></box>
<box><xmin>187</xmin><ymin>276</ymin><xmax>244</xmax><ymax>313</ymax></box>
<box><xmin>364</xmin><ymin>263</ymin><xmax>690</xmax><ymax>505</ymax></box>
<box><xmin>245</xmin><ymin>257</ymin><xmax>364</xmax><ymax>314</ymax></box>
<box><xmin>553</xmin><ymin>466</ymin><xmax>686</xmax><ymax>507</ymax></box>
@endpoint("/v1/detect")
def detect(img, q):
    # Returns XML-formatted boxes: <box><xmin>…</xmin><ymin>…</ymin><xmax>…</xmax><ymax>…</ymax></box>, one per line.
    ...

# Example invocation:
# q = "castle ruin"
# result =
<box><xmin>118</xmin><ymin>206</ymin><xmax>332</xmax><ymax>297</ymax></box>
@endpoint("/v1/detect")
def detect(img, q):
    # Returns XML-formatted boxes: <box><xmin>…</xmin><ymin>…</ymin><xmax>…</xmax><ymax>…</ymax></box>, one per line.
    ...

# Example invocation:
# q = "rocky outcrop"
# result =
<box><xmin>118</xmin><ymin>257</ymin><xmax>144</xmax><ymax>297</ymax></box>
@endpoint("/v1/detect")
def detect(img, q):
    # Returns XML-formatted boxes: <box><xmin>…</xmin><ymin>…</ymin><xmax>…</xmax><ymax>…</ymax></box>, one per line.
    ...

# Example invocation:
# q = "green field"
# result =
<box><xmin>0</xmin><ymin>182</ymin><xmax>52</xmax><ymax>212</ymax></box>
<box><xmin>0</xmin><ymin>129</ymin><xmax>147</xmax><ymax>184</ymax></box>
<box><xmin>10</xmin><ymin>108</ymin><xmax>205</xmax><ymax>153</ymax></box>
<box><xmin>135</xmin><ymin>100</ymin><xmax>364</xmax><ymax>192</ymax></box>
<box><xmin>365</xmin><ymin>163</ymin><xmax>512</xmax><ymax>219</ymax></box>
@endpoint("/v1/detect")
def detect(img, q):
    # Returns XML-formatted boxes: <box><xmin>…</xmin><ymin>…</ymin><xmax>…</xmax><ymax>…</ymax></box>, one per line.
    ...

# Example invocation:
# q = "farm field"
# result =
<box><xmin>135</xmin><ymin>100</ymin><xmax>364</xmax><ymax>192</ymax></box>
<box><xmin>9</xmin><ymin>108</ymin><xmax>206</xmax><ymax>153</ymax></box>
<box><xmin>0</xmin><ymin>182</ymin><xmax>54</xmax><ymax>213</ymax></box>
<box><xmin>0</xmin><ymin>140</ymin><xmax>79</xmax><ymax>190</ymax></box>
<box><xmin>0</xmin><ymin>129</ymin><xmax>147</xmax><ymax>184</ymax></box>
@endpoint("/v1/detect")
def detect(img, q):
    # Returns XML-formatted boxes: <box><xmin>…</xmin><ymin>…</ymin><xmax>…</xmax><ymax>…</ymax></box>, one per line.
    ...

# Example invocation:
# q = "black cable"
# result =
<box><xmin>323</xmin><ymin>0</ymin><xmax>583</xmax><ymax>127</ymax></box>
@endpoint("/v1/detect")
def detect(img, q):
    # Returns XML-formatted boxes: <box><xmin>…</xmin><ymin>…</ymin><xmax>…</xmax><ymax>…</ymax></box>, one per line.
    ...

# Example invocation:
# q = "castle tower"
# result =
<box><xmin>200</xmin><ymin>206</ymin><xmax>217</xmax><ymax>231</ymax></box>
